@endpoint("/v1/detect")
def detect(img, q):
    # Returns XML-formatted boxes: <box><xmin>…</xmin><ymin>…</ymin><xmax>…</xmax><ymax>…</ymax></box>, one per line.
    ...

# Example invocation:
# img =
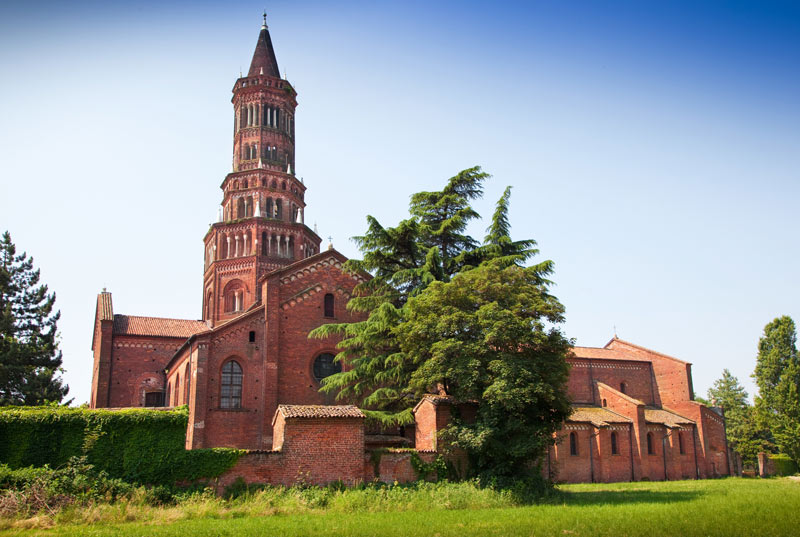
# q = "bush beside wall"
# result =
<box><xmin>769</xmin><ymin>454</ymin><xmax>798</xmax><ymax>476</ymax></box>
<box><xmin>0</xmin><ymin>406</ymin><xmax>241</xmax><ymax>485</ymax></box>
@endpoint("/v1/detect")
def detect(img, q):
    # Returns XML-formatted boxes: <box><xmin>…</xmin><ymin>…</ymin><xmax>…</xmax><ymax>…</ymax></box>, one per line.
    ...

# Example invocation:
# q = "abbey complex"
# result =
<box><xmin>89</xmin><ymin>18</ymin><xmax>731</xmax><ymax>485</ymax></box>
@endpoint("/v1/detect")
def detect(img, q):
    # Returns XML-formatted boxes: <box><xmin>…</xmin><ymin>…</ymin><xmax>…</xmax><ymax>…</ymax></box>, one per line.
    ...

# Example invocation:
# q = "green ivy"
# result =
<box><xmin>0</xmin><ymin>406</ymin><xmax>242</xmax><ymax>485</ymax></box>
<box><xmin>409</xmin><ymin>452</ymin><xmax>448</xmax><ymax>482</ymax></box>
<box><xmin>769</xmin><ymin>454</ymin><xmax>799</xmax><ymax>476</ymax></box>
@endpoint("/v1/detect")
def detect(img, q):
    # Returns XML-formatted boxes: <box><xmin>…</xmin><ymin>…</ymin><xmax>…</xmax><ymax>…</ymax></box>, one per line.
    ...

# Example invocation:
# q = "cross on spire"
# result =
<box><xmin>262</xmin><ymin>11</ymin><xmax>267</xmax><ymax>29</ymax></box>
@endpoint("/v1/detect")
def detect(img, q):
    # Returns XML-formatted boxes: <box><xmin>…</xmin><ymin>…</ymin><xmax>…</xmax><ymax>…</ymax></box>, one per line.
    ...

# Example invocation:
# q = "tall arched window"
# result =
<box><xmin>175</xmin><ymin>373</ymin><xmax>181</xmax><ymax>405</ymax></box>
<box><xmin>275</xmin><ymin>199</ymin><xmax>282</xmax><ymax>220</ymax></box>
<box><xmin>313</xmin><ymin>353</ymin><xmax>341</xmax><ymax>383</ymax></box>
<box><xmin>261</xmin><ymin>232</ymin><xmax>268</xmax><ymax>255</ymax></box>
<box><xmin>324</xmin><ymin>293</ymin><xmax>335</xmax><ymax>318</ymax></box>
<box><xmin>611</xmin><ymin>432</ymin><xmax>618</xmax><ymax>455</ymax></box>
<box><xmin>647</xmin><ymin>432</ymin><xmax>654</xmax><ymax>455</ymax></box>
<box><xmin>165</xmin><ymin>382</ymin><xmax>171</xmax><ymax>407</ymax></box>
<box><xmin>678</xmin><ymin>432</ymin><xmax>685</xmax><ymax>455</ymax></box>
<box><xmin>237</xmin><ymin>198</ymin><xmax>245</xmax><ymax>219</ymax></box>
<box><xmin>245</xmin><ymin>196</ymin><xmax>253</xmax><ymax>217</ymax></box>
<box><xmin>220</xmin><ymin>360</ymin><xmax>243</xmax><ymax>409</ymax></box>
<box><xmin>266</xmin><ymin>198</ymin><xmax>274</xmax><ymax>218</ymax></box>
<box><xmin>569</xmin><ymin>432</ymin><xmax>578</xmax><ymax>456</ymax></box>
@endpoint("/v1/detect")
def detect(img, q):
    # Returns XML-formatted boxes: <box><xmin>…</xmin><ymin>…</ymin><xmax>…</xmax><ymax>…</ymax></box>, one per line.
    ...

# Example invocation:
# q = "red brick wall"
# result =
<box><xmin>103</xmin><ymin>334</ymin><xmax>185</xmax><ymax>408</ymax></box>
<box><xmin>365</xmin><ymin>450</ymin><xmax>437</xmax><ymax>483</ymax></box>
<box><xmin>215</xmin><ymin>413</ymin><xmax>366</xmax><ymax>488</ymax></box>
<box><xmin>606</xmin><ymin>340</ymin><xmax>693</xmax><ymax>407</ymax></box>
<box><xmin>196</xmin><ymin>313</ymin><xmax>269</xmax><ymax>450</ymax></box>
<box><xmin>567</xmin><ymin>358</ymin><xmax>655</xmax><ymax>405</ymax></box>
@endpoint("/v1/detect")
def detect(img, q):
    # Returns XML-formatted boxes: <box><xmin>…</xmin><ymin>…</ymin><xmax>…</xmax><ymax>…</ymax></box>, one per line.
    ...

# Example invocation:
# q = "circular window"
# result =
<box><xmin>313</xmin><ymin>353</ymin><xmax>341</xmax><ymax>382</ymax></box>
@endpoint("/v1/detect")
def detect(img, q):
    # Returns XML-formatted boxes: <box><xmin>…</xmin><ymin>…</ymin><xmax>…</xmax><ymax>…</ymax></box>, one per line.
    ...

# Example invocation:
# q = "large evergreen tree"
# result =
<box><xmin>0</xmin><ymin>231</ymin><xmax>68</xmax><ymax>405</ymax></box>
<box><xmin>311</xmin><ymin>168</ymin><xmax>571</xmax><ymax>477</ymax></box>
<box><xmin>753</xmin><ymin>316</ymin><xmax>800</xmax><ymax>463</ymax></box>
<box><xmin>707</xmin><ymin>369</ymin><xmax>768</xmax><ymax>466</ymax></box>
<box><xmin>397</xmin><ymin>259</ymin><xmax>571</xmax><ymax>477</ymax></box>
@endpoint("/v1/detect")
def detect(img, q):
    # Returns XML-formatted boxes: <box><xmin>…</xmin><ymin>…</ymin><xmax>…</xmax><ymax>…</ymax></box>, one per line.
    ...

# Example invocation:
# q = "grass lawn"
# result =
<box><xmin>2</xmin><ymin>478</ymin><xmax>798</xmax><ymax>537</ymax></box>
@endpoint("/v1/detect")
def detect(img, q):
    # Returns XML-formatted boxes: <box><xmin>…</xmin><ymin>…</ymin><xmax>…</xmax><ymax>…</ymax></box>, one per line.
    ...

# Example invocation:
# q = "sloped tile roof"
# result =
<box><xmin>277</xmin><ymin>405</ymin><xmax>365</xmax><ymax>419</ymax></box>
<box><xmin>112</xmin><ymin>315</ymin><xmax>208</xmax><ymax>338</ymax></box>
<box><xmin>644</xmin><ymin>407</ymin><xmax>695</xmax><ymax>428</ymax></box>
<box><xmin>568</xmin><ymin>405</ymin><xmax>632</xmax><ymax>427</ymax></box>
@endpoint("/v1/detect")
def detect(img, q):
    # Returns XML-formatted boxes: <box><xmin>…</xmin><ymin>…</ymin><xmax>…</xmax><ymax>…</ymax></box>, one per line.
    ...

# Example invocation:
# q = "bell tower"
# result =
<box><xmin>202</xmin><ymin>15</ymin><xmax>322</xmax><ymax>326</ymax></box>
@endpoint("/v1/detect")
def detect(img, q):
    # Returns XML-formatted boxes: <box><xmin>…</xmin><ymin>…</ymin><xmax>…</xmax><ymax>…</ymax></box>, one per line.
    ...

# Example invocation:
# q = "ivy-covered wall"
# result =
<box><xmin>0</xmin><ymin>406</ymin><xmax>241</xmax><ymax>485</ymax></box>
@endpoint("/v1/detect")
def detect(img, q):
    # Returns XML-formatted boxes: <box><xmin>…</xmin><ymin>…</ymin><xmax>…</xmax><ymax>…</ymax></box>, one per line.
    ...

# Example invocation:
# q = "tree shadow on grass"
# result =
<box><xmin>552</xmin><ymin>488</ymin><xmax>703</xmax><ymax>506</ymax></box>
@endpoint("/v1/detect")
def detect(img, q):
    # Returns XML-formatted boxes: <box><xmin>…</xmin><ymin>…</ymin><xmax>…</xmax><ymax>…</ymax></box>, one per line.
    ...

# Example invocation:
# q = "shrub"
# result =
<box><xmin>769</xmin><ymin>454</ymin><xmax>799</xmax><ymax>476</ymax></box>
<box><xmin>0</xmin><ymin>406</ymin><xmax>241</xmax><ymax>485</ymax></box>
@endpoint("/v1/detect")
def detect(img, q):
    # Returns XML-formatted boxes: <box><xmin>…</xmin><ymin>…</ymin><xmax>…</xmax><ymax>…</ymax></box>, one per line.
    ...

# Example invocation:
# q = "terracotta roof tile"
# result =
<box><xmin>644</xmin><ymin>407</ymin><xmax>694</xmax><ymax>428</ymax></box>
<box><xmin>112</xmin><ymin>315</ymin><xmax>208</xmax><ymax>338</ymax></box>
<box><xmin>568</xmin><ymin>405</ymin><xmax>632</xmax><ymax>427</ymax></box>
<box><xmin>277</xmin><ymin>405</ymin><xmax>365</xmax><ymax>419</ymax></box>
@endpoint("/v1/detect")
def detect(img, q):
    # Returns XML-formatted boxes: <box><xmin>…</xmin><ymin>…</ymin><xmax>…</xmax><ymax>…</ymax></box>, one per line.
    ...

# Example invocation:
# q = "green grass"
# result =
<box><xmin>1</xmin><ymin>478</ymin><xmax>799</xmax><ymax>537</ymax></box>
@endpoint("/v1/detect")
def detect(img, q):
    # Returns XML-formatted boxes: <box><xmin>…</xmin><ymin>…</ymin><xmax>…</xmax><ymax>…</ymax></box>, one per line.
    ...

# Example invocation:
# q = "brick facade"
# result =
<box><xmin>89</xmin><ymin>18</ymin><xmax>730</xmax><ymax>486</ymax></box>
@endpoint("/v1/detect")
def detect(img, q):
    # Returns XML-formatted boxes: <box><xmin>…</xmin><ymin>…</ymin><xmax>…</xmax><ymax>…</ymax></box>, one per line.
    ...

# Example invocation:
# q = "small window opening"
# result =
<box><xmin>324</xmin><ymin>293</ymin><xmax>334</xmax><ymax>318</ymax></box>
<box><xmin>647</xmin><ymin>432</ymin><xmax>654</xmax><ymax>455</ymax></box>
<box><xmin>602</xmin><ymin>398</ymin><xmax>607</xmax><ymax>407</ymax></box>
<box><xmin>249</xmin><ymin>330</ymin><xmax>256</xmax><ymax>343</ymax></box>
<box><xmin>620</xmin><ymin>382</ymin><xmax>627</xmax><ymax>394</ymax></box>
<box><xmin>679</xmin><ymin>432</ymin><xmax>685</xmax><ymax>455</ymax></box>
<box><xmin>569</xmin><ymin>432</ymin><xmax>578</xmax><ymax>456</ymax></box>
<box><xmin>611</xmin><ymin>432</ymin><xmax>618</xmax><ymax>455</ymax></box>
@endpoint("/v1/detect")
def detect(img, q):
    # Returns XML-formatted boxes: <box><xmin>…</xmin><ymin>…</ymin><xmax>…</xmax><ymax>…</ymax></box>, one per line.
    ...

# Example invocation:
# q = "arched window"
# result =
<box><xmin>261</xmin><ymin>178</ymin><xmax>267</xmax><ymax>187</ymax></box>
<box><xmin>602</xmin><ymin>398</ymin><xmax>607</xmax><ymax>407</ymax></box>
<box><xmin>281</xmin><ymin>181</ymin><xmax>287</xmax><ymax>190</ymax></box>
<box><xmin>237</xmin><ymin>198</ymin><xmax>245</xmax><ymax>219</ymax></box>
<box><xmin>220</xmin><ymin>233</ymin><xmax>228</xmax><ymax>259</ymax></box>
<box><xmin>175</xmin><ymin>373</ymin><xmax>181</xmax><ymax>405</ymax></box>
<box><xmin>275</xmin><ymin>199</ymin><xmax>283</xmax><ymax>220</ymax></box>
<box><xmin>271</xmin><ymin>179</ymin><xmax>277</xmax><ymax>189</ymax></box>
<box><xmin>165</xmin><ymin>382</ymin><xmax>171</xmax><ymax>407</ymax></box>
<box><xmin>313</xmin><ymin>353</ymin><xmax>341</xmax><ymax>383</ymax></box>
<box><xmin>223</xmin><ymin>280</ymin><xmax>245</xmax><ymax>313</ymax></box>
<box><xmin>324</xmin><ymin>293</ymin><xmax>335</xmax><ymax>318</ymax></box>
<box><xmin>611</xmin><ymin>432</ymin><xmax>618</xmax><ymax>455</ymax></box>
<box><xmin>619</xmin><ymin>382</ymin><xmax>627</xmax><ymax>394</ymax></box>
<box><xmin>245</xmin><ymin>196</ymin><xmax>253</xmax><ymax>217</ymax></box>
<box><xmin>266</xmin><ymin>198</ymin><xmax>274</xmax><ymax>218</ymax></box>
<box><xmin>678</xmin><ymin>432</ymin><xmax>685</xmax><ymax>455</ymax></box>
<box><xmin>221</xmin><ymin>360</ymin><xmax>242</xmax><ymax>409</ymax></box>
<box><xmin>569</xmin><ymin>432</ymin><xmax>578</xmax><ymax>456</ymax></box>
<box><xmin>647</xmin><ymin>432</ymin><xmax>654</xmax><ymax>455</ymax></box>
<box><xmin>243</xmin><ymin>179</ymin><xmax>248</xmax><ymax>188</ymax></box>
<box><xmin>261</xmin><ymin>232</ymin><xmax>268</xmax><ymax>255</ymax></box>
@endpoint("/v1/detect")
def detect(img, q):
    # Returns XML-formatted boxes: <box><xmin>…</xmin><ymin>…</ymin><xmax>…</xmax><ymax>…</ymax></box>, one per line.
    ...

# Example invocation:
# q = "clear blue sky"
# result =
<box><xmin>1</xmin><ymin>1</ymin><xmax>798</xmax><ymax>405</ymax></box>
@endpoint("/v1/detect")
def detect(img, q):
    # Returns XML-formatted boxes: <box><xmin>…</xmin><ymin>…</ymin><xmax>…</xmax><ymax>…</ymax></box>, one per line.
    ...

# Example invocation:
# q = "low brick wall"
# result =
<box><xmin>364</xmin><ymin>450</ymin><xmax>437</xmax><ymax>483</ymax></box>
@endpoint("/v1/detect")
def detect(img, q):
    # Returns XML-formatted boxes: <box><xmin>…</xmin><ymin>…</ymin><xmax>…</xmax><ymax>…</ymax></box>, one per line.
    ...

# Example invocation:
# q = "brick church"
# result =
<box><xmin>89</xmin><ymin>17</ymin><xmax>731</xmax><ymax>484</ymax></box>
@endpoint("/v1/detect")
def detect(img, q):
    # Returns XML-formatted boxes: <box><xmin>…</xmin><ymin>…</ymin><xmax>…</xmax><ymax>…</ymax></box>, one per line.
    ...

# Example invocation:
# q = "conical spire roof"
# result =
<box><xmin>248</xmin><ymin>15</ymin><xmax>280</xmax><ymax>78</ymax></box>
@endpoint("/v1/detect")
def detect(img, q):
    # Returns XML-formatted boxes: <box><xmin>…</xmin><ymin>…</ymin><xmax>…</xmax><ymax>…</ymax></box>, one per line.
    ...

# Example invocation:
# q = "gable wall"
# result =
<box><xmin>105</xmin><ymin>335</ymin><xmax>185</xmax><ymax>408</ymax></box>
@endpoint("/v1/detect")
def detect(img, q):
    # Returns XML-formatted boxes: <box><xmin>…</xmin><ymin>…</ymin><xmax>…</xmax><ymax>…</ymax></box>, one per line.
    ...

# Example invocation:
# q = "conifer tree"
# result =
<box><xmin>310</xmin><ymin>166</ymin><xmax>571</xmax><ymax>458</ymax></box>
<box><xmin>753</xmin><ymin>316</ymin><xmax>800</xmax><ymax>463</ymax></box>
<box><xmin>0</xmin><ymin>231</ymin><xmax>68</xmax><ymax>405</ymax></box>
<box><xmin>707</xmin><ymin>369</ymin><xmax>768</xmax><ymax>466</ymax></box>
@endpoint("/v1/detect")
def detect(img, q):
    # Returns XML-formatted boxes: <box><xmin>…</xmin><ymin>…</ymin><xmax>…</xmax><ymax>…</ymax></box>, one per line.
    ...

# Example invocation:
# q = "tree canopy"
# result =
<box><xmin>753</xmin><ymin>316</ymin><xmax>800</xmax><ymax>464</ymax></box>
<box><xmin>0</xmin><ymin>231</ymin><xmax>68</xmax><ymax>405</ymax></box>
<box><xmin>707</xmin><ymin>369</ymin><xmax>767</xmax><ymax>466</ymax></box>
<box><xmin>310</xmin><ymin>167</ymin><xmax>571</xmax><ymax>478</ymax></box>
